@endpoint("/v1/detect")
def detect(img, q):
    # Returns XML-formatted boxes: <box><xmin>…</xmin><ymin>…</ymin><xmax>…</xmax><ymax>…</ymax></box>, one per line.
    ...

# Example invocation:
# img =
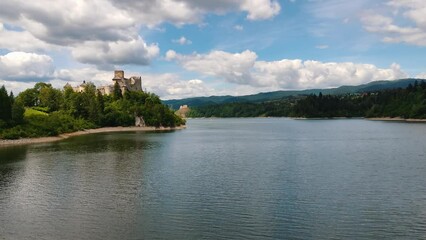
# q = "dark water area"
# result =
<box><xmin>0</xmin><ymin>118</ymin><xmax>426</xmax><ymax>239</ymax></box>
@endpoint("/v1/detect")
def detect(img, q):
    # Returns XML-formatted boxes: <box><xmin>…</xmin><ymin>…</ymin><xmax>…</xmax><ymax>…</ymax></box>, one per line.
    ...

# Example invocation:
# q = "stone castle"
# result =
<box><xmin>66</xmin><ymin>70</ymin><xmax>142</xmax><ymax>95</ymax></box>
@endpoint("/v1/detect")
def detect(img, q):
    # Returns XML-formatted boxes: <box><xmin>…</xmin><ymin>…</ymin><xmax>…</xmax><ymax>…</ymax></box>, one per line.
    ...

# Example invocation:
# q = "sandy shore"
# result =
<box><xmin>0</xmin><ymin>125</ymin><xmax>186</xmax><ymax>147</ymax></box>
<box><xmin>367</xmin><ymin>117</ymin><xmax>426</xmax><ymax>122</ymax></box>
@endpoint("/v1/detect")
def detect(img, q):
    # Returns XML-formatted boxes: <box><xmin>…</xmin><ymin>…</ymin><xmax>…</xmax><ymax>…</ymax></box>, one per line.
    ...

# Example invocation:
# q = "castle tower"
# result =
<box><xmin>113</xmin><ymin>70</ymin><xmax>124</xmax><ymax>81</ymax></box>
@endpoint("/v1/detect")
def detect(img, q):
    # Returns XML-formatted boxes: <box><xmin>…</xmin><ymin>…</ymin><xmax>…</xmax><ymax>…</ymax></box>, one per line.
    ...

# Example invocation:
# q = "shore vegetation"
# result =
<box><xmin>188</xmin><ymin>80</ymin><xmax>426</xmax><ymax>119</ymax></box>
<box><xmin>0</xmin><ymin>83</ymin><xmax>185</xmax><ymax>139</ymax></box>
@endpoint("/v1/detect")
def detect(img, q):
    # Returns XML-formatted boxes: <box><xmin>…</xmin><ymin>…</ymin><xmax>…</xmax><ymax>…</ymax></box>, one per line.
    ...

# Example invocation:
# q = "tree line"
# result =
<box><xmin>188</xmin><ymin>80</ymin><xmax>426</xmax><ymax>119</ymax></box>
<box><xmin>0</xmin><ymin>82</ymin><xmax>185</xmax><ymax>139</ymax></box>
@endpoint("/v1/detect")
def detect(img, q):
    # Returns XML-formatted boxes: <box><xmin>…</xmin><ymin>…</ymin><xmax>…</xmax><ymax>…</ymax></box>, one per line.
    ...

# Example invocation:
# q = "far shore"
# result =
<box><xmin>292</xmin><ymin>117</ymin><xmax>364</xmax><ymax>120</ymax></box>
<box><xmin>367</xmin><ymin>117</ymin><xmax>426</xmax><ymax>122</ymax></box>
<box><xmin>0</xmin><ymin>125</ymin><xmax>186</xmax><ymax>147</ymax></box>
<box><xmin>290</xmin><ymin>116</ymin><xmax>426</xmax><ymax>122</ymax></box>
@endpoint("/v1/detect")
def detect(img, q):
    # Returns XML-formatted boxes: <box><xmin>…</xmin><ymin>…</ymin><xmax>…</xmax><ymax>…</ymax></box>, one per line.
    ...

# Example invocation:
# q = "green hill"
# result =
<box><xmin>164</xmin><ymin>78</ymin><xmax>423</xmax><ymax>109</ymax></box>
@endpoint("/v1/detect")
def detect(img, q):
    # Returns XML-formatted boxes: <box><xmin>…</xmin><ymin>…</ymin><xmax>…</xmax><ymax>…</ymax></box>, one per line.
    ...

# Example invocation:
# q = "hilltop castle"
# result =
<box><xmin>66</xmin><ymin>70</ymin><xmax>142</xmax><ymax>95</ymax></box>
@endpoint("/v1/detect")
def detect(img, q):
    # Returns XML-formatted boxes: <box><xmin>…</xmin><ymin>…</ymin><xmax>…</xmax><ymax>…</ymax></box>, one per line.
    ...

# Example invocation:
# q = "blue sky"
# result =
<box><xmin>0</xmin><ymin>0</ymin><xmax>425</xmax><ymax>99</ymax></box>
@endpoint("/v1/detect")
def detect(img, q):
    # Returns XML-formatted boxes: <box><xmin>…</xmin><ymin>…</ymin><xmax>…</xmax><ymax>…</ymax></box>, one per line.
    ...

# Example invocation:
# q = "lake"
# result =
<box><xmin>0</xmin><ymin>118</ymin><xmax>425</xmax><ymax>239</ymax></box>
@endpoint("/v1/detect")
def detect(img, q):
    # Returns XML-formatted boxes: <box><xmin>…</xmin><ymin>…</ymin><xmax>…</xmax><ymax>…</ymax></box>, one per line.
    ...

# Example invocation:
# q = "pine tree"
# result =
<box><xmin>0</xmin><ymin>86</ymin><xmax>12</xmax><ymax>122</ymax></box>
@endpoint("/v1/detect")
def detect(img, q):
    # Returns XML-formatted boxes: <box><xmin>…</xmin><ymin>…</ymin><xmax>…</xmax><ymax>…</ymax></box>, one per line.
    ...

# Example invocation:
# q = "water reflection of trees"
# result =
<box><xmin>0</xmin><ymin>146</ymin><xmax>29</xmax><ymax>190</ymax></box>
<box><xmin>28</xmin><ymin>132</ymin><xmax>161</xmax><ymax>154</ymax></box>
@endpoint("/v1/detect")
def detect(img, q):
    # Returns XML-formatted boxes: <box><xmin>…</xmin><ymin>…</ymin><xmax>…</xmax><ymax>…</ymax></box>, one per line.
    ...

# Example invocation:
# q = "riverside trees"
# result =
<box><xmin>188</xmin><ymin>81</ymin><xmax>426</xmax><ymax>119</ymax></box>
<box><xmin>0</xmin><ymin>83</ymin><xmax>185</xmax><ymax>139</ymax></box>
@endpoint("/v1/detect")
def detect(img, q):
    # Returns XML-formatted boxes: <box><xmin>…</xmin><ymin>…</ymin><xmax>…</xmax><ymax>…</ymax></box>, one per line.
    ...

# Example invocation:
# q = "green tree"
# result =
<box><xmin>17</xmin><ymin>88</ymin><xmax>38</xmax><ymax>107</ymax></box>
<box><xmin>0</xmin><ymin>85</ymin><xmax>12</xmax><ymax>122</ymax></box>
<box><xmin>11</xmin><ymin>101</ymin><xmax>25</xmax><ymax>124</ymax></box>
<box><xmin>39</xmin><ymin>86</ymin><xmax>63</xmax><ymax>112</ymax></box>
<box><xmin>113</xmin><ymin>82</ymin><xmax>123</xmax><ymax>100</ymax></box>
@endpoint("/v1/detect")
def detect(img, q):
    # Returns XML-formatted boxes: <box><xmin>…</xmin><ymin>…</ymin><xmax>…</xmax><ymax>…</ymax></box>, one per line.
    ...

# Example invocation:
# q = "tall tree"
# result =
<box><xmin>0</xmin><ymin>86</ymin><xmax>12</xmax><ymax>122</ymax></box>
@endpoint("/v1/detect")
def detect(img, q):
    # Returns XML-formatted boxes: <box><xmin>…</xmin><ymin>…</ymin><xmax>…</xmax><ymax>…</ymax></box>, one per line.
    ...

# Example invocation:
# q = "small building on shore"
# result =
<box><xmin>176</xmin><ymin>105</ymin><xmax>190</xmax><ymax>118</ymax></box>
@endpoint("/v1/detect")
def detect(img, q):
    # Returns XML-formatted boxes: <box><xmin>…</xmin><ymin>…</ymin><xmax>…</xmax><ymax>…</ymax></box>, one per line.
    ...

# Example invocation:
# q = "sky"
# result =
<box><xmin>0</xmin><ymin>0</ymin><xmax>426</xmax><ymax>100</ymax></box>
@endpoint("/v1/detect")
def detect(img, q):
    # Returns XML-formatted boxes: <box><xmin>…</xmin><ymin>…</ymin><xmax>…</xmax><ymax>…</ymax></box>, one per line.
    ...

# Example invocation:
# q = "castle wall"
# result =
<box><xmin>66</xmin><ymin>71</ymin><xmax>142</xmax><ymax>95</ymax></box>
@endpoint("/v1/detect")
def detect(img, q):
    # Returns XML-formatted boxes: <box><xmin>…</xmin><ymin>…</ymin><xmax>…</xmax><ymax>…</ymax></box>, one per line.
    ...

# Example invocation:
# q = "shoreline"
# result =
<box><xmin>367</xmin><ymin>117</ymin><xmax>426</xmax><ymax>122</ymax></box>
<box><xmin>0</xmin><ymin>125</ymin><xmax>186</xmax><ymax>147</ymax></box>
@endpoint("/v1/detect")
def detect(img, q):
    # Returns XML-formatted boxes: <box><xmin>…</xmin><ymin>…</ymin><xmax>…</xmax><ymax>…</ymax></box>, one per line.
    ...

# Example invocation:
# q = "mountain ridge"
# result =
<box><xmin>164</xmin><ymin>78</ymin><xmax>425</xmax><ymax>109</ymax></box>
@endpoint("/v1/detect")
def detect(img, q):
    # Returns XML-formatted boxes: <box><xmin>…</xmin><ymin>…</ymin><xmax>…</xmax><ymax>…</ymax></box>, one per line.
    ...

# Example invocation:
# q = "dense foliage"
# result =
<box><xmin>189</xmin><ymin>81</ymin><xmax>426</xmax><ymax>119</ymax></box>
<box><xmin>0</xmin><ymin>83</ymin><xmax>185</xmax><ymax>139</ymax></box>
<box><xmin>187</xmin><ymin>99</ymin><xmax>296</xmax><ymax>118</ymax></box>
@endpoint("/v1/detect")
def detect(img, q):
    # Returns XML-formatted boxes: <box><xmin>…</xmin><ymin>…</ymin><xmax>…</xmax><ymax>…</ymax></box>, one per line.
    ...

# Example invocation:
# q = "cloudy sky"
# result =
<box><xmin>1</xmin><ymin>0</ymin><xmax>425</xmax><ymax>99</ymax></box>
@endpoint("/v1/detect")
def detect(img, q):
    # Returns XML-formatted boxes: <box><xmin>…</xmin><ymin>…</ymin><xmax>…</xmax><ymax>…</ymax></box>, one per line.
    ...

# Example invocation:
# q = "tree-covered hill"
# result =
<box><xmin>0</xmin><ymin>83</ymin><xmax>185</xmax><ymax>139</ymax></box>
<box><xmin>165</xmin><ymin>78</ymin><xmax>423</xmax><ymax>110</ymax></box>
<box><xmin>188</xmin><ymin>80</ymin><xmax>426</xmax><ymax>119</ymax></box>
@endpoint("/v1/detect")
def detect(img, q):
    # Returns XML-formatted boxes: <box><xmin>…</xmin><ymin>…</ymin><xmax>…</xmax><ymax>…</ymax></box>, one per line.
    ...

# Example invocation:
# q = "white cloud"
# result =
<box><xmin>71</xmin><ymin>37</ymin><xmax>159</xmax><ymax>67</ymax></box>
<box><xmin>0</xmin><ymin>0</ymin><xmax>280</xmax><ymax>45</ymax></box>
<box><xmin>241</xmin><ymin>0</ymin><xmax>281</xmax><ymax>20</ymax></box>
<box><xmin>0</xmin><ymin>52</ymin><xmax>55</xmax><ymax>81</ymax></box>
<box><xmin>0</xmin><ymin>0</ymin><xmax>136</xmax><ymax>45</ymax></box>
<box><xmin>172</xmin><ymin>36</ymin><xmax>192</xmax><ymax>45</ymax></box>
<box><xmin>142</xmin><ymin>74</ymin><xmax>216</xmax><ymax>99</ymax></box>
<box><xmin>168</xmin><ymin>50</ymin><xmax>409</xmax><ymax>89</ymax></box>
<box><xmin>111</xmin><ymin>0</ymin><xmax>281</xmax><ymax>24</ymax></box>
<box><xmin>0</xmin><ymin>0</ymin><xmax>281</xmax><ymax>68</ymax></box>
<box><xmin>253</xmin><ymin>61</ymin><xmax>407</xmax><ymax>89</ymax></box>
<box><xmin>53</xmin><ymin>68</ymin><xmax>113</xmax><ymax>87</ymax></box>
<box><xmin>316</xmin><ymin>45</ymin><xmax>329</xmax><ymax>49</ymax></box>
<box><xmin>361</xmin><ymin>0</ymin><xmax>426</xmax><ymax>46</ymax></box>
<box><xmin>415</xmin><ymin>73</ymin><xmax>426</xmax><ymax>79</ymax></box>
<box><xmin>0</xmin><ymin>80</ymin><xmax>37</xmax><ymax>95</ymax></box>
<box><xmin>170</xmin><ymin>50</ymin><xmax>258</xmax><ymax>85</ymax></box>
<box><xmin>234</xmin><ymin>25</ymin><xmax>244</xmax><ymax>31</ymax></box>
<box><xmin>0</xmin><ymin>23</ymin><xmax>53</xmax><ymax>52</ymax></box>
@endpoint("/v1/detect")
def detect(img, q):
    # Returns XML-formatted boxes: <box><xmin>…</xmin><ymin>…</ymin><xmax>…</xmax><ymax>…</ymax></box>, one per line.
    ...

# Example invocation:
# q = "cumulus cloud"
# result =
<box><xmin>71</xmin><ymin>37</ymin><xmax>159</xmax><ymax>67</ymax></box>
<box><xmin>111</xmin><ymin>0</ymin><xmax>281</xmax><ymax>25</ymax></box>
<box><xmin>361</xmin><ymin>0</ymin><xmax>426</xmax><ymax>46</ymax></box>
<box><xmin>168</xmin><ymin>50</ymin><xmax>409</xmax><ymax>89</ymax></box>
<box><xmin>0</xmin><ymin>0</ymin><xmax>281</xmax><ymax>67</ymax></box>
<box><xmin>0</xmin><ymin>23</ymin><xmax>53</xmax><ymax>52</ymax></box>
<box><xmin>0</xmin><ymin>0</ymin><xmax>136</xmax><ymax>45</ymax></box>
<box><xmin>0</xmin><ymin>80</ymin><xmax>37</xmax><ymax>94</ymax></box>
<box><xmin>172</xmin><ymin>36</ymin><xmax>192</xmax><ymax>45</ymax></box>
<box><xmin>253</xmin><ymin>60</ymin><xmax>407</xmax><ymax>89</ymax></box>
<box><xmin>0</xmin><ymin>0</ymin><xmax>280</xmax><ymax>45</ymax></box>
<box><xmin>0</xmin><ymin>52</ymin><xmax>55</xmax><ymax>81</ymax></box>
<box><xmin>241</xmin><ymin>0</ymin><xmax>281</xmax><ymax>20</ymax></box>
<box><xmin>142</xmin><ymin>74</ymin><xmax>216</xmax><ymax>99</ymax></box>
<box><xmin>169</xmin><ymin>50</ymin><xmax>258</xmax><ymax>85</ymax></box>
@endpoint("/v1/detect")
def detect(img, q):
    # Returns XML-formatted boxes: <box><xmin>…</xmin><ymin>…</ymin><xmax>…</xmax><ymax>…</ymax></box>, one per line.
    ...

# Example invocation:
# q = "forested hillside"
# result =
<box><xmin>165</xmin><ymin>78</ymin><xmax>422</xmax><ymax>109</ymax></box>
<box><xmin>0</xmin><ymin>83</ymin><xmax>185</xmax><ymax>139</ymax></box>
<box><xmin>188</xmin><ymin>80</ymin><xmax>426</xmax><ymax>119</ymax></box>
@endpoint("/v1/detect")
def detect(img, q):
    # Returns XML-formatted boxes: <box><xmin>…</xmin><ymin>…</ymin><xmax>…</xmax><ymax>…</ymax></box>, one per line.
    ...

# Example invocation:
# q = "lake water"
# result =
<box><xmin>0</xmin><ymin>118</ymin><xmax>426</xmax><ymax>239</ymax></box>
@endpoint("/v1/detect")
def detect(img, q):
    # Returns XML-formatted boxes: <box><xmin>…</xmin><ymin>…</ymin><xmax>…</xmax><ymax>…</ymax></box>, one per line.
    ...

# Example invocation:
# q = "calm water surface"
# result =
<box><xmin>0</xmin><ymin>118</ymin><xmax>426</xmax><ymax>239</ymax></box>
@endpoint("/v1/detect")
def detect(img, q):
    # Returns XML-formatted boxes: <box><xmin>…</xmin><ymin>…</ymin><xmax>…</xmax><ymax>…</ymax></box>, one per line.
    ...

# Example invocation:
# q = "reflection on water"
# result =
<box><xmin>0</xmin><ymin>146</ymin><xmax>28</xmax><ymax>193</ymax></box>
<box><xmin>0</xmin><ymin>119</ymin><xmax>426</xmax><ymax>239</ymax></box>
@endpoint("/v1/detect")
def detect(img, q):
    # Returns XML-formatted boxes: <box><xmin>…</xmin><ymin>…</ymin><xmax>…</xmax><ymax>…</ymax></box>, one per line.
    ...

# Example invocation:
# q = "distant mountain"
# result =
<box><xmin>164</xmin><ymin>78</ymin><xmax>425</xmax><ymax>110</ymax></box>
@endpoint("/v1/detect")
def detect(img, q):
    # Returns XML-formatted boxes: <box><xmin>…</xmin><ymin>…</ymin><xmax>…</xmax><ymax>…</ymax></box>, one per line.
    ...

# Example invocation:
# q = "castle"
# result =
<box><xmin>66</xmin><ymin>70</ymin><xmax>142</xmax><ymax>95</ymax></box>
